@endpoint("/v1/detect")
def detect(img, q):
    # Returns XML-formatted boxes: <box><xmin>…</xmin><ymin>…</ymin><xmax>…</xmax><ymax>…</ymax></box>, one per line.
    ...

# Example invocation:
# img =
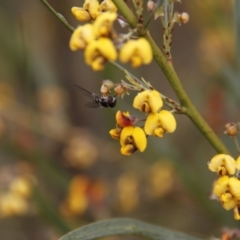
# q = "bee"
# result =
<box><xmin>73</xmin><ymin>84</ymin><xmax>117</xmax><ymax>108</ymax></box>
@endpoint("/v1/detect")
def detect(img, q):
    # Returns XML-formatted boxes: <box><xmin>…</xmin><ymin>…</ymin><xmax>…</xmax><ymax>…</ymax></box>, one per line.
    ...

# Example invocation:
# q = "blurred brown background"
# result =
<box><xmin>0</xmin><ymin>0</ymin><xmax>239</xmax><ymax>239</ymax></box>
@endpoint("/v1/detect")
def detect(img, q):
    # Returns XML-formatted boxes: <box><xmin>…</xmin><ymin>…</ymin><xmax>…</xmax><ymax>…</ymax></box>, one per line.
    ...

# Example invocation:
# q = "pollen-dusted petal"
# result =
<box><xmin>120</xmin><ymin>144</ymin><xmax>136</xmax><ymax>156</ymax></box>
<box><xmin>69</xmin><ymin>24</ymin><xmax>95</xmax><ymax>51</ymax></box>
<box><xmin>147</xmin><ymin>90</ymin><xmax>163</xmax><ymax>112</ymax></box>
<box><xmin>144</xmin><ymin>113</ymin><xmax>159</xmax><ymax>135</ymax></box>
<box><xmin>100</xmin><ymin>0</ymin><xmax>117</xmax><ymax>13</ymax></box>
<box><xmin>132</xmin><ymin>127</ymin><xmax>147</xmax><ymax>152</ymax></box>
<box><xmin>213</xmin><ymin>175</ymin><xmax>229</xmax><ymax>198</ymax></box>
<box><xmin>208</xmin><ymin>154</ymin><xmax>236</xmax><ymax>175</ymax></box>
<box><xmin>234</xmin><ymin>207</ymin><xmax>240</xmax><ymax>220</ymax></box>
<box><xmin>71</xmin><ymin>7</ymin><xmax>92</xmax><ymax>21</ymax></box>
<box><xmin>120</xmin><ymin>126</ymin><xmax>134</xmax><ymax>147</ymax></box>
<box><xmin>93</xmin><ymin>12</ymin><xmax>117</xmax><ymax>37</ymax></box>
<box><xmin>109</xmin><ymin>128</ymin><xmax>122</xmax><ymax>139</ymax></box>
<box><xmin>229</xmin><ymin>177</ymin><xmax>240</xmax><ymax>200</ymax></box>
<box><xmin>83</xmin><ymin>0</ymin><xmax>100</xmax><ymax>19</ymax></box>
<box><xmin>158</xmin><ymin>110</ymin><xmax>177</xmax><ymax>133</ymax></box>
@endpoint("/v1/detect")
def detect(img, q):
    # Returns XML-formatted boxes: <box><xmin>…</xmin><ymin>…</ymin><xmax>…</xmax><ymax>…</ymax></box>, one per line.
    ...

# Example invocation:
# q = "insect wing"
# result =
<box><xmin>73</xmin><ymin>84</ymin><xmax>102</xmax><ymax>108</ymax></box>
<box><xmin>73</xmin><ymin>84</ymin><xmax>93</xmax><ymax>98</ymax></box>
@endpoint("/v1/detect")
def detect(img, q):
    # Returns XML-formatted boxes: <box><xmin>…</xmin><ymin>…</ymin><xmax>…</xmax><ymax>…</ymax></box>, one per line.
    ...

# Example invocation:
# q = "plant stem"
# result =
<box><xmin>40</xmin><ymin>0</ymin><xmax>75</xmax><ymax>32</ymax></box>
<box><xmin>41</xmin><ymin>0</ymin><xmax>229</xmax><ymax>154</ymax></box>
<box><xmin>234</xmin><ymin>0</ymin><xmax>240</xmax><ymax>71</ymax></box>
<box><xmin>112</xmin><ymin>0</ymin><xmax>230</xmax><ymax>154</ymax></box>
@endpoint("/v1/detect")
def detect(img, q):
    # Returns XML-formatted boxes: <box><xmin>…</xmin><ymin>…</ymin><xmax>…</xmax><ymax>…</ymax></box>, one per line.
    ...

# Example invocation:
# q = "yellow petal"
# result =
<box><xmin>221</xmin><ymin>194</ymin><xmax>237</xmax><ymax>210</ymax></box>
<box><xmin>133</xmin><ymin>90</ymin><xmax>162</xmax><ymax>113</ymax></box>
<box><xmin>71</xmin><ymin>7</ymin><xmax>92</xmax><ymax>21</ymax></box>
<box><xmin>213</xmin><ymin>175</ymin><xmax>229</xmax><ymax>198</ymax></box>
<box><xmin>229</xmin><ymin>177</ymin><xmax>240</xmax><ymax>199</ymax></box>
<box><xmin>136</xmin><ymin>38</ymin><xmax>153</xmax><ymax>64</ymax></box>
<box><xmin>69</xmin><ymin>24</ymin><xmax>95</xmax><ymax>51</ymax></box>
<box><xmin>153</xmin><ymin>127</ymin><xmax>165</xmax><ymax>137</ymax></box>
<box><xmin>144</xmin><ymin>113</ymin><xmax>159</xmax><ymax>135</ymax></box>
<box><xmin>109</xmin><ymin>128</ymin><xmax>121</xmax><ymax>139</ymax></box>
<box><xmin>158</xmin><ymin>110</ymin><xmax>177</xmax><ymax>133</ymax></box>
<box><xmin>84</xmin><ymin>38</ymin><xmax>117</xmax><ymax>69</ymax></box>
<box><xmin>119</xmin><ymin>40</ymin><xmax>136</xmax><ymax>63</ymax></box>
<box><xmin>208</xmin><ymin>154</ymin><xmax>236</xmax><ymax>175</ymax></box>
<box><xmin>119</xmin><ymin>38</ymin><xmax>152</xmax><ymax>67</ymax></box>
<box><xmin>83</xmin><ymin>0</ymin><xmax>100</xmax><ymax>19</ymax></box>
<box><xmin>234</xmin><ymin>207</ymin><xmax>240</xmax><ymax>220</ymax></box>
<box><xmin>100</xmin><ymin>0</ymin><xmax>117</xmax><ymax>13</ymax></box>
<box><xmin>147</xmin><ymin>90</ymin><xmax>163</xmax><ymax>113</ymax></box>
<box><xmin>91</xmin><ymin>57</ymin><xmax>105</xmax><ymax>71</ymax></box>
<box><xmin>132</xmin><ymin>127</ymin><xmax>147</xmax><ymax>152</ymax></box>
<box><xmin>120</xmin><ymin>126</ymin><xmax>134</xmax><ymax>147</ymax></box>
<box><xmin>236</xmin><ymin>155</ymin><xmax>240</xmax><ymax>170</ymax></box>
<box><xmin>120</xmin><ymin>144</ymin><xmax>136</xmax><ymax>156</ymax></box>
<box><xmin>93</xmin><ymin>12</ymin><xmax>117</xmax><ymax>37</ymax></box>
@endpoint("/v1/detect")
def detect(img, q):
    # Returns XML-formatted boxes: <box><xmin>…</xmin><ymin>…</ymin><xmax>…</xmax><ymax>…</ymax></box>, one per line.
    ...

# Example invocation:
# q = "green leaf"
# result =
<box><xmin>59</xmin><ymin>218</ymin><xmax>206</xmax><ymax>240</ymax></box>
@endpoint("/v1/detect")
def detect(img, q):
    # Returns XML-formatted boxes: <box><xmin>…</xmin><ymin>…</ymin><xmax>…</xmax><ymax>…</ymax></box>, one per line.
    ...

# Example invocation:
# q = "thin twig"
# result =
<box><xmin>40</xmin><ymin>0</ymin><xmax>75</xmax><ymax>32</ymax></box>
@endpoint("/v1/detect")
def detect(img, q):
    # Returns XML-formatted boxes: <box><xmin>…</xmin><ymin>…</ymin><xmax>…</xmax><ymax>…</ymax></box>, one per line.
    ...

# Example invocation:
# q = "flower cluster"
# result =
<box><xmin>0</xmin><ymin>175</ymin><xmax>32</xmax><ymax>218</ymax></box>
<box><xmin>69</xmin><ymin>0</ymin><xmax>153</xmax><ymax>70</ymax></box>
<box><xmin>109</xmin><ymin>81</ymin><xmax>177</xmax><ymax>156</ymax></box>
<box><xmin>208</xmin><ymin>154</ymin><xmax>240</xmax><ymax>220</ymax></box>
<box><xmin>60</xmin><ymin>175</ymin><xmax>107</xmax><ymax>218</ymax></box>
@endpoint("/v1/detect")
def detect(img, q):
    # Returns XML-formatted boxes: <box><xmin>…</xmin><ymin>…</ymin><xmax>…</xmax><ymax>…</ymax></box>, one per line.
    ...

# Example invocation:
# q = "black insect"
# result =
<box><xmin>73</xmin><ymin>84</ymin><xmax>117</xmax><ymax>108</ymax></box>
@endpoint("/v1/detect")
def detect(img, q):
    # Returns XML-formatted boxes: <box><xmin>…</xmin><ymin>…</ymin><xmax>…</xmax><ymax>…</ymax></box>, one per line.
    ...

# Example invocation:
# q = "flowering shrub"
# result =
<box><xmin>9</xmin><ymin>0</ymin><xmax>240</xmax><ymax>239</ymax></box>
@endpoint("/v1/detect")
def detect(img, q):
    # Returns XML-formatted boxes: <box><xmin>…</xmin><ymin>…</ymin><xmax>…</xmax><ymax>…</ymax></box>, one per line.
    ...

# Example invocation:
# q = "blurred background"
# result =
<box><xmin>0</xmin><ymin>0</ymin><xmax>239</xmax><ymax>239</ymax></box>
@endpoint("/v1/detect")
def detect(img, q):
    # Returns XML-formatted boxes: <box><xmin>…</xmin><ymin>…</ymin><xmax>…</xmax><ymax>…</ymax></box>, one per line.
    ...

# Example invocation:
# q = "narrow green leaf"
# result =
<box><xmin>59</xmin><ymin>218</ymin><xmax>206</xmax><ymax>240</ymax></box>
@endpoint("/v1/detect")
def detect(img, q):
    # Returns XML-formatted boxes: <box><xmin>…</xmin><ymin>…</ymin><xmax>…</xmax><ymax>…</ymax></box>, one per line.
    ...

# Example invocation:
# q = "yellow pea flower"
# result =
<box><xmin>208</xmin><ymin>154</ymin><xmax>236</xmax><ymax>176</ymax></box>
<box><xmin>144</xmin><ymin>110</ymin><xmax>177</xmax><ymax>137</ymax></box>
<box><xmin>120</xmin><ymin>126</ymin><xmax>147</xmax><ymax>156</ymax></box>
<box><xmin>133</xmin><ymin>90</ymin><xmax>163</xmax><ymax>113</ymax></box>
<box><xmin>84</xmin><ymin>38</ymin><xmax>117</xmax><ymax>70</ymax></box>
<box><xmin>213</xmin><ymin>175</ymin><xmax>229</xmax><ymax>198</ymax></box>
<box><xmin>119</xmin><ymin>38</ymin><xmax>153</xmax><ymax>67</ymax></box>
<box><xmin>100</xmin><ymin>0</ymin><xmax>117</xmax><ymax>13</ymax></box>
<box><xmin>221</xmin><ymin>192</ymin><xmax>237</xmax><ymax>210</ymax></box>
<box><xmin>229</xmin><ymin>177</ymin><xmax>240</xmax><ymax>200</ymax></box>
<box><xmin>109</xmin><ymin>127</ymin><xmax>122</xmax><ymax>139</ymax></box>
<box><xmin>83</xmin><ymin>0</ymin><xmax>100</xmax><ymax>19</ymax></box>
<box><xmin>71</xmin><ymin>7</ymin><xmax>92</xmax><ymax>21</ymax></box>
<box><xmin>69</xmin><ymin>24</ymin><xmax>95</xmax><ymax>51</ymax></box>
<box><xmin>93</xmin><ymin>12</ymin><xmax>117</xmax><ymax>38</ymax></box>
<box><xmin>0</xmin><ymin>193</ymin><xmax>28</xmax><ymax>217</ymax></box>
